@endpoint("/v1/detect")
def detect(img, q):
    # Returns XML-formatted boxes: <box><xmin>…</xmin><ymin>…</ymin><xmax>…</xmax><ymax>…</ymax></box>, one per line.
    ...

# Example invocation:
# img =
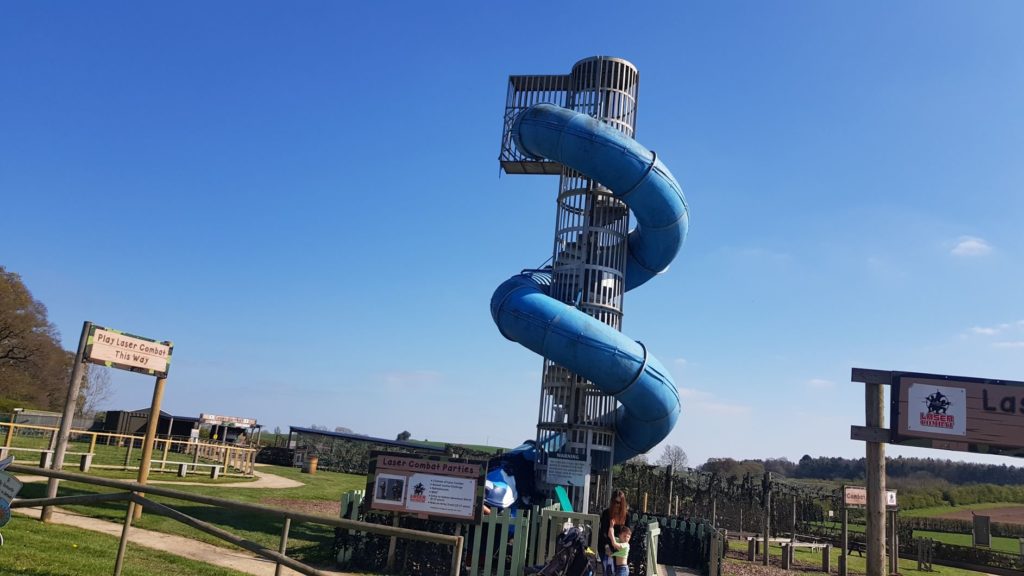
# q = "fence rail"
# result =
<box><xmin>0</xmin><ymin>421</ymin><xmax>257</xmax><ymax>476</ymax></box>
<box><xmin>8</xmin><ymin>463</ymin><xmax>464</xmax><ymax>576</ymax></box>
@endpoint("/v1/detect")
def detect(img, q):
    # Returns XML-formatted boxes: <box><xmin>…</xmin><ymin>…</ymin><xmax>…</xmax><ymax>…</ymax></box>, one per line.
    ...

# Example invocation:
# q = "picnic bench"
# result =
<box><xmin>149</xmin><ymin>460</ymin><xmax>224</xmax><ymax>479</ymax></box>
<box><xmin>0</xmin><ymin>447</ymin><xmax>95</xmax><ymax>471</ymax></box>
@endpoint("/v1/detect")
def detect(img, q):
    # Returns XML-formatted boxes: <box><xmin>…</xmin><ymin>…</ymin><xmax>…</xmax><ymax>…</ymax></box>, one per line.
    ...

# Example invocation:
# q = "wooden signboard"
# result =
<box><xmin>84</xmin><ymin>325</ymin><xmax>173</xmax><ymax>378</ymax></box>
<box><xmin>891</xmin><ymin>371</ymin><xmax>1024</xmax><ymax>458</ymax></box>
<box><xmin>365</xmin><ymin>452</ymin><xmax>486</xmax><ymax>523</ymax></box>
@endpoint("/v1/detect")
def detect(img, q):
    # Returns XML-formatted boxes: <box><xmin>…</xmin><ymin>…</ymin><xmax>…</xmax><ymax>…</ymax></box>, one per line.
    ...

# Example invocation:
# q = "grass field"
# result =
<box><xmin>901</xmin><ymin>501</ymin><xmax>1024</xmax><ymax>518</ymax></box>
<box><xmin>810</xmin><ymin>515</ymin><xmax>1022</xmax><ymax>555</ymax></box>
<box><xmin>729</xmin><ymin>543</ymin><xmax>997</xmax><ymax>576</ymax></box>
<box><xmin>1</xmin><ymin>515</ymin><xmax>250</xmax><ymax>576</ymax></box>
<box><xmin>16</xmin><ymin>463</ymin><xmax>366</xmax><ymax>566</ymax></box>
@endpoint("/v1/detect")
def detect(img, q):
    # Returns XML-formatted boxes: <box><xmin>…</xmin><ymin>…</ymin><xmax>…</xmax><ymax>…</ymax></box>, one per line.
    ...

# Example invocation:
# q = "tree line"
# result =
<box><xmin>0</xmin><ymin>265</ymin><xmax>109</xmax><ymax>415</ymax></box>
<box><xmin>696</xmin><ymin>453</ymin><xmax>1024</xmax><ymax>486</ymax></box>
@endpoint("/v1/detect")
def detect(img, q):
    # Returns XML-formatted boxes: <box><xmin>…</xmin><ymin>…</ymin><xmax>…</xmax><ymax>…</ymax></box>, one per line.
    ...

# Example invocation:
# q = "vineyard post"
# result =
<box><xmin>792</xmin><ymin>498</ymin><xmax>797</xmax><ymax>539</ymax></box>
<box><xmin>762</xmin><ymin>471</ymin><xmax>772</xmax><ymax>566</ymax></box>
<box><xmin>665</xmin><ymin>465</ymin><xmax>673</xmax><ymax>516</ymax></box>
<box><xmin>888</xmin><ymin>509</ymin><xmax>898</xmax><ymax>574</ymax></box>
<box><xmin>840</xmin><ymin>488</ymin><xmax>848</xmax><ymax>576</ymax></box>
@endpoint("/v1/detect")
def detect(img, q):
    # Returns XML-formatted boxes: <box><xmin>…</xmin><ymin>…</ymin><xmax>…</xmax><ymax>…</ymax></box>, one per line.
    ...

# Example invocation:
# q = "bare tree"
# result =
<box><xmin>656</xmin><ymin>444</ymin><xmax>688</xmax><ymax>471</ymax></box>
<box><xmin>78</xmin><ymin>365</ymin><xmax>112</xmax><ymax>417</ymax></box>
<box><xmin>625</xmin><ymin>453</ymin><xmax>649</xmax><ymax>465</ymax></box>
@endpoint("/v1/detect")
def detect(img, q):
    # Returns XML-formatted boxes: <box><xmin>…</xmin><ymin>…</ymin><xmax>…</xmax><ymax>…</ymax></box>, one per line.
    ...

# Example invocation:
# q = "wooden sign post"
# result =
<box><xmin>848</xmin><ymin>367</ymin><xmax>1015</xmax><ymax>576</ymax></box>
<box><xmin>42</xmin><ymin>322</ymin><xmax>173</xmax><ymax>523</ymax></box>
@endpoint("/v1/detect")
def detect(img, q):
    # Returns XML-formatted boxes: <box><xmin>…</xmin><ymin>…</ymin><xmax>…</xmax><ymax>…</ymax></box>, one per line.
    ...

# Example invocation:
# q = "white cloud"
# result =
<box><xmin>674</xmin><ymin>358</ymin><xmax>688</xmax><ymax>366</ymax></box>
<box><xmin>950</xmin><ymin>236</ymin><xmax>992</xmax><ymax>257</ymax></box>
<box><xmin>678</xmin><ymin>387</ymin><xmax>751</xmax><ymax>417</ymax></box>
<box><xmin>994</xmin><ymin>341</ymin><xmax>1024</xmax><ymax>349</ymax></box>
<box><xmin>971</xmin><ymin>325</ymin><xmax>1003</xmax><ymax>336</ymax></box>
<box><xmin>807</xmin><ymin>378</ymin><xmax>834</xmax><ymax>390</ymax></box>
<box><xmin>678</xmin><ymin>387</ymin><xmax>713</xmax><ymax>401</ymax></box>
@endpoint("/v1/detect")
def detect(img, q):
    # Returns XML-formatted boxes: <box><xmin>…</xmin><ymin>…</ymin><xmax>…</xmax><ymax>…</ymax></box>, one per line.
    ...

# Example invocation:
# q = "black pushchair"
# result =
<box><xmin>525</xmin><ymin>525</ymin><xmax>600</xmax><ymax>576</ymax></box>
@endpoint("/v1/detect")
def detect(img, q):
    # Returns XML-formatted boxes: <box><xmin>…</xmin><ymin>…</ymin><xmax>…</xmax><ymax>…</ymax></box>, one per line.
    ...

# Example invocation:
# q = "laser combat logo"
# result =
<box><xmin>907</xmin><ymin>382</ymin><xmax>966</xmax><ymax>436</ymax></box>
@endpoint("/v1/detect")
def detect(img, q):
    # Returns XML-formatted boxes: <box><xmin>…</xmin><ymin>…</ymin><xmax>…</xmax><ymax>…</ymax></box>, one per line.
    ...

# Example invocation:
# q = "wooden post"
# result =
<box><xmin>160</xmin><ymin>439</ymin><xmax>170</xmax><ymax>472</ymax></box>
<box><xmin>42</xmin><ymin>321</ymin><xmax>91</xmax><ymax>523</ymax></box>
<box><xmin>4</xmin><ymin>412</ymin><xmax>16</xmax><ymax>448</ymax></box>
<box><xmin>888</xmin><ymin>509</ymin><xmax>898</xmax><ymax>574</ymax></box>
<box><xmin>114</xmin><ymin>500</ymin><xmax>137</xmax><ymax>576</ymax></box>
<box><xmin>665</xmin><ymin>464</ymin><xmax>674</xmax><ymax>516</ymax></box>
<box><xmin>88</xmin><ymin>433</ymin><xmax>97</xmax><ymax>454</ymax></box>
<box><xmin>124</xmin><ymin>441</ymin><xmax>134</xmax><ymax>470</ymax></box>
<box><xmin>823</xmin><ymin>544</ymin><xmax>832</xmax><ymax>573</ymax></box>
<box><xmin>792</xmin><ymin>498</ymin><xmax>798</xmax><ymax>540</ymax></box>
<box><xmin>133</xmin><ymin>375</ymin><xmax>168</xmax><ymax>521</ymax></box>
<box><xmin>840</xmin><ymin>506</ymin><xmax>848</xmax><ymax>576</ymax></box>
<box><xmin>386</xmin><ymin>514</ymin><xmax>400</xmax><ymax>571</ymax></box>
<box><xmin>274</xmin><ymin>517</ymin><xmax>292</xmax><ymax>576</ymax></box>
<box><xmin>763</xmin><ymin>471</ymin><xmax>772</xmax><ymax>566</ymax></box>
<box><xmin>866</xmin><ymin>382</ymin><xmax>886</xmax><ymax>576</ymax></box>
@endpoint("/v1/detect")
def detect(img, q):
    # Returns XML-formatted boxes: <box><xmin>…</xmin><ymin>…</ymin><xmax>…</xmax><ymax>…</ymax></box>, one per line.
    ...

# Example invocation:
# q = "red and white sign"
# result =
<box><xmin>907</xmin><ymin>383</ymin><xmax>966</xmax><ymax>436</ymax></box>
<box><xmin>844</xmin><ymin>486</ymin><xmax>898</xmax><ymax>508</ymax></box>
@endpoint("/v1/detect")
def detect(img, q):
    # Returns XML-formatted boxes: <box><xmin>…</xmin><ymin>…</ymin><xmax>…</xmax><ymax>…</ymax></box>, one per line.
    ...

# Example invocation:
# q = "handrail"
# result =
<box><xmin>9</xmin><ymin>463</ymin><xmax>464</xmax><ymax>575</ymax></box>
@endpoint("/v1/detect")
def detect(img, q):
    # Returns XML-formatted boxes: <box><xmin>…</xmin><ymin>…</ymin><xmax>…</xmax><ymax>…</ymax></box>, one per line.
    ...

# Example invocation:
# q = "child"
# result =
<box><xmin>609</xmin><ymin>525</ymin><xmax>632</xmax><ymax>576</ymax></box>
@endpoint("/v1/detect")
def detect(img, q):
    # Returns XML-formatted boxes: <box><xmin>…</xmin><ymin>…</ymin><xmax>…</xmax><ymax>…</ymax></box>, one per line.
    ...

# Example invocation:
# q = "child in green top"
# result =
<box><xmin>609</xmin><ymin>525</ymin><xmax>631</xmax><ymax>576</ymax></box>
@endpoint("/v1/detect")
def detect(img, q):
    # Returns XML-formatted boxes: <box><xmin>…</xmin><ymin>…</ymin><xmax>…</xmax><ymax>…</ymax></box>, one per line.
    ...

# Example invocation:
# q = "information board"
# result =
<box><xmin>545</xmin><ymin>453</ymin><xmax>588</xmax><ymax>486</ymax></box>
<box><xmin>365</xmin><ymin>452</ymin><xmax>485</xmax><ymax>522</ymax></box>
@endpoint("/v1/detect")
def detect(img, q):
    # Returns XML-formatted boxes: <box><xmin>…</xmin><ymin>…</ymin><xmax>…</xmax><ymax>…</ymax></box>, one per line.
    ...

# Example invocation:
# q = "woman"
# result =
<box><xmin>598</xmin><ymin>489</ymin><xmax>629</xmax><ymax>576</ymax></box>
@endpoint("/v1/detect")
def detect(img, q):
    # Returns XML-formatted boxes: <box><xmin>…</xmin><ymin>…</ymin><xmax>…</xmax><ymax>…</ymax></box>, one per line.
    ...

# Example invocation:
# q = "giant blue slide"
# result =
<box><xmin>491</xmin><ymin>104</ymin><xmax>689</xmax><ymax>463</ymax></box>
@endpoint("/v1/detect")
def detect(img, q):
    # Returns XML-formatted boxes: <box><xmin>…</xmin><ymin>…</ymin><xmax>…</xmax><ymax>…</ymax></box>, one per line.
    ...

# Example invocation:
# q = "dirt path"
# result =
<box><xmin>11</xmin><ymin>466</ymin><xmax>353</xmax><ymax>575</ymax></box>
<box><xmin>13</xmin><ymin>505</ymin><xmax>357</xmax><ymax>576</ymax></box>
<box><xmin>934</xmin><ymin>504</ymin><xmax>1024</xmax><ymax>523</ymax></box>
<box><xmin>14</xmin><ymin>465</ymin><xmax>304</xmax><ymax>489</ymax></box>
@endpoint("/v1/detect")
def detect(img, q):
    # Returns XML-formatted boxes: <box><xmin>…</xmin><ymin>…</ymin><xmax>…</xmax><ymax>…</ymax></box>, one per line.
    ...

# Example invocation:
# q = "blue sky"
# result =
<box><xmin>2</xmin><ymin>2</ymin><xmax>1022</xmax><ymax>467</ymax></box>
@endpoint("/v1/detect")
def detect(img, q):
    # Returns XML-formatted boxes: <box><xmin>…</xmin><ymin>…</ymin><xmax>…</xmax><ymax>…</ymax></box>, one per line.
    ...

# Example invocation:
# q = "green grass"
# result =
<box><xmin>806</xmin><ymin>518</ymin><xmax>1020</xmax><ymax>557</ymax></box>
<box><xmin>914</xmin><ymin>529</ymin><xmax>1020</xmax><ymax>554</ymax></box>
<box><xmin>17</xmin><ymin>464</ymin><xmax>366</xmax><ymax>566</ymax></box>
<box><xmin>901</xmin><ymin>502</ymin><xmax>1024</xmax><ymax>518</ymax></box>
<box><xmin>729</xmin><ymin>542</ymin><xmax>994</xmax><ymax>576</ymax></box>
<box><xmin>1</xmin><ymin>515</ymin><xmax>250</xmax><ymax>576</ymax></box>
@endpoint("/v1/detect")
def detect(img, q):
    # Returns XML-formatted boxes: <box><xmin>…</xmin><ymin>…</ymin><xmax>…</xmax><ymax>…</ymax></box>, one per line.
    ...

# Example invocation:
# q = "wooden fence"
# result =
<box><xmin>9</xmin><ymin>463</ymin><xmax>463</xmax><ymax>576</ymax></box>
<box><xmin>0</xmin><ymin>422</ymin><xmax>257</xmax><ymax>477</ymax></box>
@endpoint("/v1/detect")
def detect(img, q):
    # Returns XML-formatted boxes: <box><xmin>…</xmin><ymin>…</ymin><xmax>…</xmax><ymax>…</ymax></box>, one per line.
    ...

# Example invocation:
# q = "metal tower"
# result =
<box><xmin>499</xmin><ymin>56</ymin><xmax>640</xmax><ymax>512</ymax></box>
